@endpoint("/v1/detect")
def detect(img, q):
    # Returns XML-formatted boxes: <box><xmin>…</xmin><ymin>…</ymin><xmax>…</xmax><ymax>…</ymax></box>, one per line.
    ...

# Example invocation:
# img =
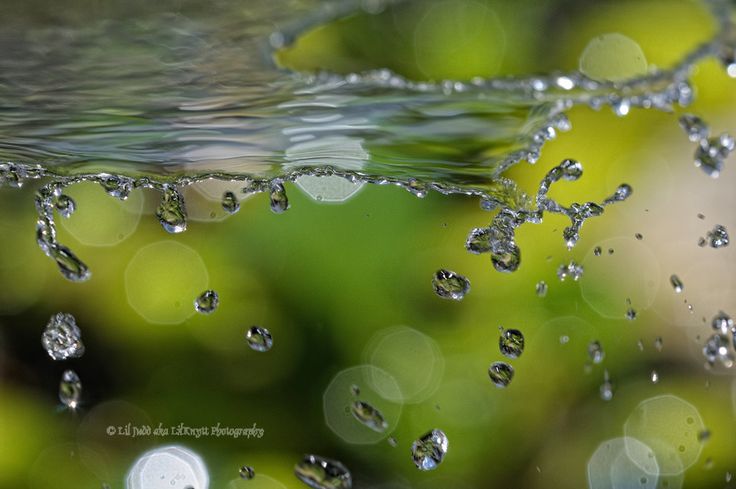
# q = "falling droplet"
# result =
<box><xmin>465</xmin><ymin>228</ymin><xmax>492</xmax><ymax>254</ymax></box>
<box><xmin>635</xmin><ymin>233</ymin><xmax>643</xmax><ymax>240</ymax></box>
<box><xmin>535</xmin><ymin>281</ymin><xmax>548</xmax><ymax>297</ymax></box>
<box><xmin>670</xmin><ymin>274</ymin><xmax>684</xmax><ymax>293</ymax></box>
<box><xmin>499</xmin><ymin>328</ymin><xmax>525</xmax><ymax>359</ymax></box>
<box><xmin>388</xmin><ymin>436</ymin><xmax>398</xmax><ymax>447</ymax></box>
<box><xmin>703</xmin><ymin>333</ymin><xmax>731</xmax><ymax>366</ymax></box>
<box><xmin>269</xmin><ymin>182</ymin><xmax>289</xmax><ymax>214</ymax></box>
<box><xmin>706</xmin><ymin>224</ymin><xmax>730</xmax><ymax>248</ymax></box>
<box><xmin>54</xmin><ymin>194</ymin><xmax>76</xmax><ymax>218</ymax></box>
<box><xmin>626</xmin><ymin>307</ymin><xmax>637</xmax><ymax>321</ymax></box>
<box><xmin>711</xmin><ymin>311</ymin><xmax>733</xmax><ymax>335</ymax></box>
<box><xmin>694</xmin><ymin>135</ymin><xmax>735</xmax><ymax>178</ymax></box>
<box><xmin>194</xmin><ymin>290</ymin><xmax>219</xmax><ymax>314</ymax></box>
<box><xmin>350</xmin><ymin>400</ymin><xmax>388</xmax><ymax>433</ymax></box>
<box><xmin>222</xmin><ymin>191</ymin><xmax>240</xmax><ymax>214</ymax></box>
<box><xmin>650</xmin><ymin>370</ymin><xmax>659</xmax><ymax>384</ymax></box>
<box><xmin>557</xmin><ymin>261</ymin><xmax>584</xmax><ymax>281</ymax></box>
<box><xmin>491</xmin><ymin>245</ymin><xmax>521</xmax><ymax>273</ymax></box>
<box><xmin>50</xmin><ymin>244</ymin><xmax>91</xmax><ymax>282</ymax></box>
<box><xmin>588</xmin><ymin>340</ymin><xmax>605</xmax><ymax>364</ymax></box>
<box><xmin>600</xmin><ymin>371</ymin><xmax>614</xmax><ymax>401</ymax></box>
<box><xmin>593</xmin><ymin>246</ymin><xmax>602</xmax><ymax>256</ymax></box>
<box><xmin>488</xmin><ymin>361</ymin><xmax>514</xmax><ymax>388</ymax></box>
<box><xmin>410</xmin><ymin>429</ymin><xmax>448</xmax><ymax>471</ymax></box>
<box><xmin>698</xmin><ymin>429</ymin><xmax>711</xmax><ymax>443</ymax></box>
<box><xmin>239</xmin><ymin>465</ymin><xmax>256</xmax><ymax>480</ymax></box>
<box><xmin>431</xmin><ymin>269</ymin><xmax>470</xmax><ymax>301</ymax></box>
<box><xmin>679</xmin><ymin>114</ymin><xmax>709</xmax><ymax>142</ymax></box>
<box><xmin>350</xmin><ymin>384</ymin><xmax>360</xmax><ymax>397</ymax></box>
<box><xmin>294</xmin><ymin>454</ymin><xmax>352</xmax><ymax>489</ymax></box>
<box><xmin>246</xmin><ymin>326</ymin><xmax>273</xmax><ymax>352</ymax></box>
<box><xmin>654</xmin><ymin>337</ymin><xmax>663</xmax><ymax>351</ymax></box>
<box><xmin>41</xmin><ymin>313</ymin><xmax>85</xmax><ymax>361</ymax></box>
<box><xmin>59</xmin><ymin>369</ymin><xmax>82</xmax><ymax>409</ymax></box>
<box><xmin>156</xmin><ymin>186</ymin><xmax>187</xmax><ymax>233</ymax></box>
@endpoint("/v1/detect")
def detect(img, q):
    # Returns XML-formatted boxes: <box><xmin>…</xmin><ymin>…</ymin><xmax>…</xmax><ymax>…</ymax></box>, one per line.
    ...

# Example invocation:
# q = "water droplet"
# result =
<box><xmin>239</xmin><ymin>465</ymin><xmax>255</xmax><ymax>480</ymax></box>
<box><xmin>703</xmin><ymin>333</ymin><xmax>731</xmax><ymax>366</ymax></box>
<box><xmin>491</xmin><ymin>245</ymin><xmax>521</xmax><ymax>273</ymax></box>
<box><xmin>350</xmin><ymin>400</ymin><xmax>388</xmax><ymax>433</ymax></box>
<box><xmin>222</xmin><ymin>191</ymin><xmax>240</xmax><ymax>214</ymax></box>
<box><xmin>59</xmin><ymin>369</ymin><xmax>82</xmax><ymax>409</ymax></box>
<box><xmin>698</xmin><ymin>429</ymin><xmax>711</xmax><ymax>443</ymax></box>
<box><xmin>695</xmin><ymin>135</ymin><xmax>735</xmax><ymax>178</ymax></box>
<box><xmin>41</xmin><ymin>313</ymin><xmax>85</xmax><ymax>360</ymax></box>
<box><xmin>156</xmin><ymin>186</ymin><xmax>187</xmax><ymax>233</ymax></box>
<box><xmin>654</xmin><ymin>337</ymin><xmax>663</xmax><ymax>351</ymax></box>
<box><xmin>635</xmin><ymin>233</ymin><xmax>643</xmax><ymax>240</ymax></box>
<box><xmin>194</xmin><ymin>290</ymin><xmax>219</xmax><ymax>314</ymax></box>
<box><xmin>411</xmin><ymin>429</ymin><xmax>448</xmax><ymax>471</ymax></box>
<box><xmin>593</xmin><ymin>246</ymin><xmax>602</xmax><ymax>256</ymax></box>
<box><xmin>557</xmin><ymin>261</ymin><xmax>584</xmax><ymax>281</ymax></box>
<box><xmin>535</xmin><ymin>281</ymin><xmax>548</xmax><ymax>297</ymax></box>
<box><xmin>711</xmin><ymin>311</ymin><xmax>733</xmax><ymax>335</ymax></box>
<box><xmin>600</xmin><ymin>372</ymin><xmax>614</xmax><ymax>401</ymax></box>
<box><xmin>499</xmin><ymin>328</ymin><xmax>525</xmax><ymax>359</ymax></box>
<box><xmin>465</xmin><ymin>228</ymin><xmax>492</xmax><ymax>254</ymax></box>
<box><xmin>679</xmin><ymin>114</ymin><xmax>709</xmax><ymax>142</ymax></box>
<box><xmin>99</xmin><ymin>174</ymin><xmax>133</xmax><ymax>200</ymax></box>
<box><xmin>488</xmin><ymin>361</ymin><xmax>514</xmax><ymax>388</ymax></box>
<box><xmin>388</xmin><ymin>436</ymin><xmax>398</xmax><ymax>447</ymax></box>
<box><xmin>54</xmin><ymin>194</ymin><xmax>76</xmax><ymax>218</ymax></box>
<box><xmin>350</xmin><ymin>384</ymin><xmax>360</xmax><ymax>397</ymax></box>
<box><xmin>588</xmin><ymin>340</ymin><xmax>605</xmax><ymax>364</ymax></box>
<box><xmin>626</xmin><ymin>307</ymin><xmax>638</xmax><ymax>321</ymax></box>
<box><xmin>431</xmin><ymin>269</ymin><xmax>470</xmax><ymax>301</ymax></box>
<box><xmin>50</xmin><ymin>244</ymin><xmax>91</xmax><ymax>282</ymax></box>
<box><xmin>650</xmin><ymin>370</ymin><xmax>659</xmax><ymax>384</ymax></box>
<box><xmin>269</xmin><ymin>182</ymin><xmax>289</xmax><ymax>214</ymax></box>
<box><xmin>560</xmin><ymin>159</ymin><xmax>584</xmax><ymax>181</ymax></box>
<box><xmin>608</xmin><ymin>248</ymin><xmax>615</xmax><ymax>255</ymax></box>
<box><xmin>246</xmin><ymin>326</ymin><xmax>273</xmax><ymax>352</ymax></box>
<box><xmin>294</xmin><ymin>454</ymin><xmax>351</xmax><ymax>489</ymax></box>
<box><xmin>706</xmin><ymin>224</ymin><xmax>729</xmax><ymax>248</ymax></box>
<box><xmin>670</xmin><ymin>274</ymin><xmax>684</xmax><ymax>293</ymax></box>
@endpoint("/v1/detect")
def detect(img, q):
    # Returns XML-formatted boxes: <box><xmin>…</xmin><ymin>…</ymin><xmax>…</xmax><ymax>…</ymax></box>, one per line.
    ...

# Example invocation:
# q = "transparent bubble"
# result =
<box><xmin>323</xmin><ymin>365</ymin><xmax>402</xmax><ymax>444</ymax></box>
<box><xmin>127</xmin><ymin>445</ymin><xmax>208</xmax><ymax>489</ymax></box>
<box><xmin>125</xmin><ymin>241</ymin><xmax>209</xmax><ymax>324</ymax></box>
<box><xmin>295</xmin><ymin>175</ymin><xmax>364</xmax><ymax>203</ymax></box>
<box><xmin>582</xmin><ymin>238</ymin><xmax>660</xmax><ymax>318</ymax></box>
<box><xmin>60</xmin><ymin>181</ymin><xmax>144</xmax><ymax>246</ymax></box>
<box><xmin>624</xmin><ymin>395</ymin><xmax>704</xmax><ymax>476</ymax></box>
<box><xmin>363</xmin><ymin>326</ymin><xmax>444</xmax><ymax>403</ymax></box>
<box><xmin>579</xmin><ymin>33</ymin><xmax>648</xmax><ymax>82</ymax></box>
<box><xmin>587</xmin><ymin>437</ymin><xmax>659</xmax><ymax>489</ymax></box>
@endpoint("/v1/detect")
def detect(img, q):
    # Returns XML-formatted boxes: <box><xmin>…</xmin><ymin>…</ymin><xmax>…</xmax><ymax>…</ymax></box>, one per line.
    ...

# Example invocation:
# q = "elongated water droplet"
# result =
<box><xmin>654</xmin><ymin>337</ymin><xmax>663</xmax><ymax>351</ymax></box>
<box><xmin>350</xmin><ymin>400</ymin><xmax>388</xmax><ymax>433</ymax></box>
<box><xmin>588</xmin><ymin>340</ymin><xmax>605</xmax><ymax>364</ymax></box>
<box><xmin>600</xmin><ymin>372</ymin><xmax>614</xmax><ymax>401</ymax></box>
<box><xmin>557</xmin><ymin>261</ymin><xmax>583</xmax><ymax>281</ymax></box>
<box><xmin>679</xmin><ymin>114</ymin><xmax>709</xmax><ymax>142</ymax></box>
<box><xmin>42</xmin><ymin>313</ymin><xmax>85</xmax><ymax>360</ymax></box>
<box><xmin>465</xmin><ymin>228</ymin><xmax>492</xmax><ymax>254</ymax></box>
<box><xmin>222</xmin><ymin>191</ymin><xmax>240</xmax><ymax>214</ymax></box>
<box><xmin>270</xmin><ymin>182</ymin><xmax>289</xmax><ymax>214</ymax></box>
<box><xmin>239</xmin><ymin>465</ymin><xmax>255</xmax><ymax>480</ymax></box>
<box><xmin>54</xmin><ymin>194</ymin><xmax>76</xmax><ymax>218</ymax></box>
<box><xmin>670</xmin><ymin>274</ymin><xmax>684</xmax><ymax>293</ymax></box>
<box><xmin>156</xmin><ymin>186</ymin><xmax>187</xmax><ymax>233</ymax></box>
<box><xmin>388</xmin><ymin>436</ymin><xmax>398</xmax><ymax>447</ymax></box>
<box><xmin>650</xmin><ymin>370</ymin><xmax>659</xmax><ymax>384</ymax></box>
<box><xmin>432</xmin><ymin>269</ymin><xmax>470</xmax><ymax>300</ymax></box>
<box><xmin>535</xmin><ymin>281</ymin><xmax>548</xmax><ymax>297</ymax></box>
<box><xmin>51</xmin><ymin>244</ymin><xmax>91</xmax><ymax>282</ymax></box>
<box><xmin>634</xmin><ymin>233</ymin><xmax>643</xmax><ymax>240</ymax></box>
<box><xmin>194</xmin><ymin>290</ymin><xmax>219</xmax><ymax>314</ymax></box>
<box><xmin>59</xmin><ymin>369</ymin><xmax>82</xmax><ymax>409</ymax></box>
<box><xmin>488</xmin><ymin>361</ymin><xmax>514</xmax><ymax>388</ymax></box>
<box><xmin>294</xmin><ymin>455</ymin><xmax>351</xmax><ymax>489</ymax></box>
<box><xmin>246</xmin><ymin>326</ymin><xmax>273</xmax><ymax>352</ymax></box>
<box><xmin>706</xmin><ymin>224</ymin><xmax>730</xmax><ymax>248</ymax></box>
<box><xmin>411</xmin><ymin>429</ymin><xmax>448</xmax><ymax>471</ymax></box>
<box><xmin>499</xmin><ymin>328</ymin><xmax>525</xmax><ymax>359</ymax></box>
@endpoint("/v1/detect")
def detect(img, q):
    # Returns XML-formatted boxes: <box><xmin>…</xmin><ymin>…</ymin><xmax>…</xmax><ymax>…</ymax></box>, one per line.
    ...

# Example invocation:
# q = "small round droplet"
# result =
<box><xmin>593</xmin><ymin>246</ymin><xmax>602</xmax><ymax>256</ymax></box>
<box><xmin>626</xmin><ymin>308</ymin><xmax>638</xmax><ymax>321</ymax></box>
<box><xmin>222</xmin><ymin>191</ymin><xmax>241</xmax><ymax>214</ymax></box>
<box><xmin>679</xmin><ymin>114</ymin><xmax>709</xmax><ymax>142</ymax></box>
<box><xmin>488</xmin><ymin>361</ymin><xmax>514</xmax><ymax>388</ymax></box>
<box><xmin>156</xmin><ymin>186</ymin><xmax>187</xmax><ymax>233</ymax></box>
<box><xmin>670</xmin><ymin>274</ymin><xmax>684</xmax><ymax>293</ymax></box>
<box><xmin>432</xmin><ymin>269</ymin><xmax>470</xmax><ymax>301</ymax></box>
<box><xmin>239</xmin><ymin>465</ymin><xmax>255</xmax><ymax>480</ymax></box>
<box><xmin>650</xmin><ymin>370</ymin><xmax>659</xmax><ymax>384</ymax></box>
<box><xmin>499</xmin><ymin>329</ymin><xmax>525</xmax><ymax>359</ymax></box>
<box><xmin>42</xmin><ymin>312</ymin><xmax>85</xmax><ymax>360</ymax></box>
<box><xmin>411</xmin><ymin>429</ymin><xmax>448</xmax><ymax>471</ymax></box>
<box><xmin>59</xmin><ymin>369</ymin><xmax>82</xmax><ymax>409</ymax></box>
<box><xmin>535</xmin><ymin>281</ymin><xmax>548</xmax><ymax>297</ymax></box>
<box><xmin>635</xmin><ymin>233</ymin><xmax>643</xmax><ymax>240</ymax></box>
<box><xmin>54</xmin><ymin>194</ymin><xmax>76</xmax><ymax>219</ymax></box>
<box><xmin>246</xmin><ymin>326</ymin><xmax>273</xmax><ymax>352</ymax></box>
<box><xmin>491</xmin><ymin>245</ymin><xmax>521</xmax><ymax>273</ymax></box>
<box><xmin>588</xmin><ymin>340</ymin><xmax>605</xmax><ymax>364</ymax></box>
<box><xmin>194</xmin><ymin>290</ymin><xmax>219</xmax><ymax>314</ymax></box>
<box><xmin>600</xmin><ymin>374</ymin><xmax>614</xmax><ymax>401</ymax></box>
<box><xmin>388</xmin><ymin>436</ymin><xmax>398</xmax><ymax>447</ymax></box>
<box><xmin>654</xmin><ymin>337</ymin><xmax>663</xmax><ymax>351</ymax></box>
<box><xmin>269</xmin><ymin>182</ymin><xmax>289</xmax><ymax>214</ymax></box>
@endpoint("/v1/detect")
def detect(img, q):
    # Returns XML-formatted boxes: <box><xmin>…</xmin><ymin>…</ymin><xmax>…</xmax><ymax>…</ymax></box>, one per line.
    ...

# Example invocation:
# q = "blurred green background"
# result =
<box><xmin>1</xmin><ymin>0</ymin><xmax>736</xmax><ymax>488</ymax></box>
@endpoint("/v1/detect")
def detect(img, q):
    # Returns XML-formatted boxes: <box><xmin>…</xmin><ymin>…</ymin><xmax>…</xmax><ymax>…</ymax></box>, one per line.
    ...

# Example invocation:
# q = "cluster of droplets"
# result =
<box><xmin>39</xmin><ymin>312</ymin><xmax>85</xmax><ymax>409</ymax></box>
<box><xmin>703</xmin><ymin>311</ymin><xmax>736</xmax><ymax>368</ymax></box>
<box><xmin>679</xmin><ymin>114</ymin><xmax>735</xmax><ymax>178</ymax></box>
<box><xmin>699</xmin><ymin>224</ymin><xmax>730</xmax><ymax>248</ymax></box>
<box><xmin>488</xmin><ymin>328</ymin><xmax>525</xmax><ymax>389</ymax></box>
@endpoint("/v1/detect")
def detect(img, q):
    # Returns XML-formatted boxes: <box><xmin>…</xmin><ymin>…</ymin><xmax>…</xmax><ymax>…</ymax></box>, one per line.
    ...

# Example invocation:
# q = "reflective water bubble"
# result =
<box><xmin>42</xmin><ymin>312</ymin><xmax>85</xmax><ymax>360</ymax></box>
<box><xmin>679</xmin><ymin>114</ymin><xmax>709</xmax><ymax>142</ymax></box>
<box><xmin>499</xmin><ymin>328</ymin><xmax>525</xmax><ymax>359</ymax></box>
<box><xmin>588</xmin><ymin>340</ymin><xmax>605</xmax><ymax>364</ymax></box>
<box><xmin>488</xmin><ymin>361</ymin><xmax>514</xmax><ymax>388</ymax></box>
<box><xmin>411</xmin><ymin>429</ymin><xmax>448</xmax><ymax>471</ymax></box>
<box><xmin>194</xmin><ymin>290</ymin><xmax>219</xmax><ymax>314</ymax></box>
<box><xmin>431</xmin><ymin>269</ymin><xmax>470</xmax><ymax>301</ymax></box>
<box><xmin>705</xmin><ymin>224</ymin><xmax>729</xmax><ymax>248</ymax></box>
<box><xmin>465</xmin><ymin>228</ymin><xmax>492</xmax><ymax>255</ymax></box>
<box><xmin>59</xmin><ymin>369</ymin><xmax>82</xmax><ymax>409</ymax></box>
<box><xmin>51</xmin><ymin>244</ymin><xmax>92</xmax><ymax>282</ymax></box>
<box><xmin>624</xmin><ymin>395</ymin><xmax>705</xmax><ymax>476</ymax></box>
<box><xmin>222</xmin><ymin>191</ymin><xmax>241</xmax><ymax>214</ymax></box>
<box><xmin>388</xmin><ymin>436</ymin><xmax>398</xmax><ymax>448</ymax></box>
<box><xmin>54</xmin><ymin>194</ymin><xmax>76</xmax><ymax>219</ymax></box>
<box><xmin>127</xmin><ymin>445</ymin><xmax>209</xmax><ymax>489</ymax></box>
<box><xmin>587</xmin><ymin>437</ymin><xmax>661</xmax><ymax>489</ymax></box>
<box><xmin>239</xmin><ymin>466</ymin><xmax>255</xmax><ymax>480</ymax></box>
<box><xmin>294</xmin><ymin>455</ymin><xmax>351</xmax><ymax>489</ymax></box>
<box><xmin>670</xmin><ymin>275</ymin><xmax>684</xmax><ymax>293</ymax></box>
<box><xmin>269</xmin><ymin>182</ymin><xmax>289</xmax><ymax>214</ymax></box>
<box><xmin>246</xmin><ymin>326</ymin><xmax>273</xmax><ymax>352</ymax></box>
<box><xmin>351</xmin><ymin>400</ymin><xmax>388</xmax><ymax>433</ymax></box>
<box><xmin>557</xmin><ymin>260</ymin><xmax>584</xmax><ymax>282</ymax></box>
<box><xmin>100</xmin><ymin>174</ymin><xmax>133</xmax><ymax>200</ymax></box>
<box><xmin>600</xmin><ymin>371</ymin><xmax>614</xmax><ymax>401</ymax></box>
<box><xmin>711</xmin><ymin>311</ymin><xmax>733</xmax><ymax>335</ymax></box>
<box><xmin>491</xmin><ymin>245</ymin><xmax>521</xmax><ymax>273</ymax></box>
<box><xmin>156</xmin><ymin>186</ymin><xmax>188</xmax><ymax>234</ymax></box>
<box><xmin>323</xmin><ymin>365</ymin><xmax>402</xmax><ymax>444</ymax></box>
<box><xmin>535</xmin><ymin>281</ymin><xmax>548</xmax><ymax>297</ymax></box>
